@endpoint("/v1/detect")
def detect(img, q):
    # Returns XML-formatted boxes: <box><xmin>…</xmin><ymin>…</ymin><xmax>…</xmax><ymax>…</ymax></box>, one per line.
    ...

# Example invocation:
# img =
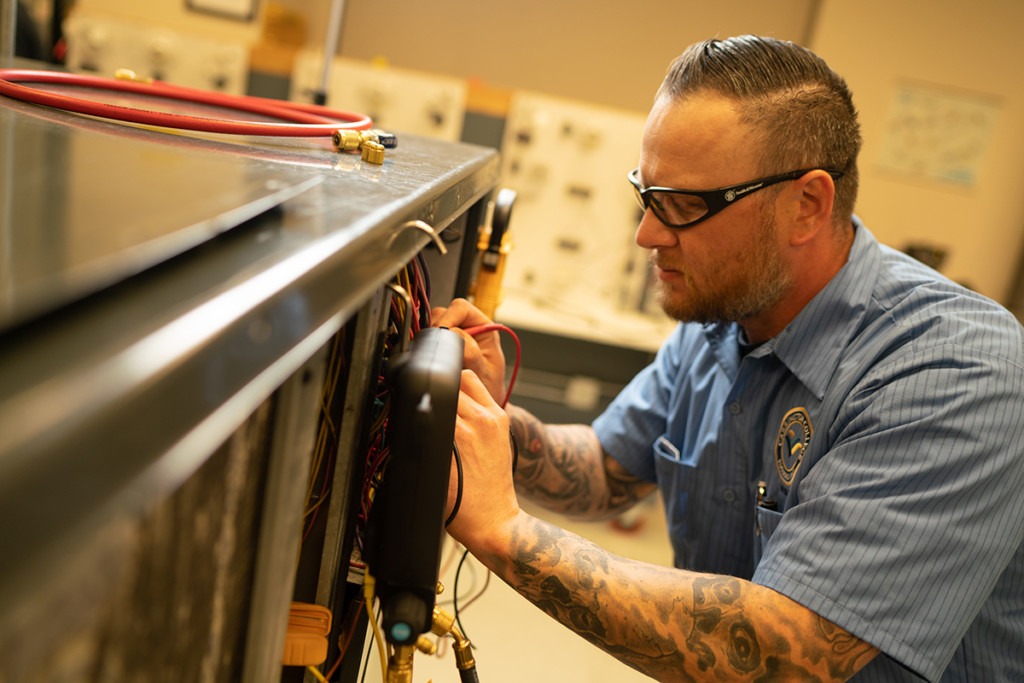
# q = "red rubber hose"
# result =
<box><xmin>0</xmin><ymin>68</ymin><xmax>372</xmax><ymax>136</ymax></box>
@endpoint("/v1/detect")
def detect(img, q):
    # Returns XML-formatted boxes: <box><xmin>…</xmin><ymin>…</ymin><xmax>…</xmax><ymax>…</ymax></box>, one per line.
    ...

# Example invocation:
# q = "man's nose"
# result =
<box><xmin>635</xmin><ymin>207</ymin><xmax>678</xmax><ymax>250</ymax></box>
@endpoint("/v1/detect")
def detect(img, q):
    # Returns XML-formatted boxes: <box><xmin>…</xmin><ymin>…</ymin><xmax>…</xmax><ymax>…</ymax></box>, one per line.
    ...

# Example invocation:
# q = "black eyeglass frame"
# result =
<box><xmin>628</xmin><ymin>167</ymin><xmax>845</xmax><ymax>229</ymax></box>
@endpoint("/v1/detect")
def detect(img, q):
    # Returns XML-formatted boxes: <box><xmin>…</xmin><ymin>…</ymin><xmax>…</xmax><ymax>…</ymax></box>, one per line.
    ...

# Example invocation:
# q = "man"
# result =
<box><xmin>433</xmin><ymin>35</ymin><xmax>1024</xmax><ymax>681</ymax></box>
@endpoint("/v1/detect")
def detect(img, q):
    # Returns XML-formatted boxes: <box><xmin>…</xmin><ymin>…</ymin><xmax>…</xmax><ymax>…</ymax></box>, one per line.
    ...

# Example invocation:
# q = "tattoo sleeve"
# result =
<box><xmin>480</xmin><ymin>514</ymin><xmax>878</xmax><ymax>683</ymax></box>
<box><xmin>507</xmin><ymin>405</ymin><xmax>655</xmax><ymax>519</ymax></box>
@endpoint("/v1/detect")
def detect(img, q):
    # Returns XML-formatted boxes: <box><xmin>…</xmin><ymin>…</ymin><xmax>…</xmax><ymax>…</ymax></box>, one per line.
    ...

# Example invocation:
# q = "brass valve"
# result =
<box><xmin>385</xmin><ymin>644</ymin><xmax>416</xmax><ymax>683</ymax></box>
<box><xmin>360</xmin><ymin>129</ymin><xmax>398</xmax><ymax>148</ymax></box>
<box><xmin>332</xmin><ymin>128</ymin><xmax>398</xmax><ymax>164</ymax></box>
<box><xmin>383</xmin><ymin>633</ymin><xmax>437</xmax><ymax>682</ymax></box>
<box><xmin>361</xmin><ymin>141</ymin><xmax>385</xmax><ymax>165</ymax></box>
<box><xmin>415</xmin><ymin>634</ymin><xmax>437</xmax><ymax>656</ymax></box>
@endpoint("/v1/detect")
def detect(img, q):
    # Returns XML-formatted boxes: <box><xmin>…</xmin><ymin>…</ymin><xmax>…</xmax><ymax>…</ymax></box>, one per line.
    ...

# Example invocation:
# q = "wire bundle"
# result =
<box><xmin>356</xmin><ymin>255</ymin><xmax>434</xmax><ymax>550</ymax></box>
<box><xmin>309</xmin><ymin>253</ymin><xmax>522</xmax><ymax>681</ymax></box>
<box><xmin>301</xmin><ymin>330</ymin><xmax>351</xmax><ymax>545</ymax></box>
<box><xmin>298</xmin><ymin>257</ymin><xmax>432</xmax><ymax>682</ymax></box>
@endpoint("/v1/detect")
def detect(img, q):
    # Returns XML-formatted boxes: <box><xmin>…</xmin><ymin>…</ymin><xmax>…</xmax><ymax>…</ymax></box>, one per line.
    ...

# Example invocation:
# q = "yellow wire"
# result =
<box><xmin>306</xmin><ymin>665</ymin><xmax>328</xmax><ymax>682</ymax></box>
<box><xmin>363</xmin><ymin>571</ymin><xmax>389</xmax><ymax>681</ymax></box>
<box><xmin>297</xmin><ymin>331</ymin><xmax>348</xmax><ymax>569</ymax></box>
<box><xmin>303</xmin><ymin>331</ymin><xmax>346</xmax><ymax>521</ymax></box>
<box><xmin>303</xmin><ymin>492</ymin><xmax>330</xmax><ymax>519</ymax></box>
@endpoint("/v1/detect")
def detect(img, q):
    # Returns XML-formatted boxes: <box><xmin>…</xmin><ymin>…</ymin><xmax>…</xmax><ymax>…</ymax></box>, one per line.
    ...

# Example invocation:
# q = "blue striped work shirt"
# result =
<box><xmin>592</xmin><ymin>220</ymin><xmax>1024</xmax><ymax>681</ymax></box>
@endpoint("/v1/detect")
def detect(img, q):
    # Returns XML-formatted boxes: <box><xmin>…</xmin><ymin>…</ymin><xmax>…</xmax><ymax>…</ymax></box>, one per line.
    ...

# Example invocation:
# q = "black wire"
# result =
<box><xmin>416</xmin><ymin>251</ymin><xmax>432</xmax><ymax>301</ymax></box>
<box><xmin>356</xmin><ymin>602</ymin><xmax>380</xmax><ymax>683</ymax></box>
<box><xmin>445</xmin><ymin>427</ymin><xmax>513</xmax><ymax>530</ymax></box>
<box><xmin>445</xmin><ymin>442</ymin><xmax>463</xmax><ymax>527</ymax></box>
<box><xmin>359</xmin><ymin>635</ymin><xmax>372</xmax><ymax>683</ymax></box>
<box><xmin>445</xmin><ymin>430</ymin><xmax>515</xmax><ymax>645</ymax></box>
<box><xmin>452</xmin><ymin>547</ymin><xmax>473</xmax><ymax>645</ymax></box>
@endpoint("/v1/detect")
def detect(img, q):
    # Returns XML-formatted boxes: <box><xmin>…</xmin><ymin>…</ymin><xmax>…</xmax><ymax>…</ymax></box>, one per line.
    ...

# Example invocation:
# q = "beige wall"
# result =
<box><xmin>69</xmin><ymin>0</ymin><xmax>1024</xmax><ymax>302</ymax></box>
<box><xmin>75</xmin><ymin>0</ymin><xmax>817</xmax><ymax>111</ymax></box>
<box><xmin>333</xmin><ymin>0</ymin><xmax>816</xmax><ymax>113</ymax></box>
<box><xmin>812</xmin><ymin>0</ymin><xmax>1024</xmax><ymax>301</ymax></box>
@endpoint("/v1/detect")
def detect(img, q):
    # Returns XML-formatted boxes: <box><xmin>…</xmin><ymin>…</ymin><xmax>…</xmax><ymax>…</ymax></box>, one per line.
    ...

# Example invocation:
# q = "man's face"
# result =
<box><xmin>635</xmin><ymin>94</ymin><xmax>793</xmax><ymax>326</ymax></box>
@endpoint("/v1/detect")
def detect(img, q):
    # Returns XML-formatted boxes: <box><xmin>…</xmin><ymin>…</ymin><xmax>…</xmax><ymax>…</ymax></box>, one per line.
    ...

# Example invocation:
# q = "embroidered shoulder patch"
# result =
<box><xmin>775</xmin><ymin>407</ymin><xmax>812</xmax><ymax>487</ymax></box>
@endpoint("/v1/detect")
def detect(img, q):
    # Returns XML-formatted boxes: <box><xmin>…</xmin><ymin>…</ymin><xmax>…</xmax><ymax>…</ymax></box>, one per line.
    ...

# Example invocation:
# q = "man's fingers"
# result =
<box><xmin>431</xmin><ymin>298</ymin><xmax>490</xmax><ymax>329</ymax></box>
<box><xmin>459</xmin><ymin>369</ymin><xmax>500</xmax><ymax>408</ymax></box>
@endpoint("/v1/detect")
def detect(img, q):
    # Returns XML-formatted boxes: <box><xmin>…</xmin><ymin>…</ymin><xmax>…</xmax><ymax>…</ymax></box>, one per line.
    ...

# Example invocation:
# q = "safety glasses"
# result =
<box><xmin>628</xmin><ymin>167</ymin><xmax>844</xmax><ymax>229</ymax></box>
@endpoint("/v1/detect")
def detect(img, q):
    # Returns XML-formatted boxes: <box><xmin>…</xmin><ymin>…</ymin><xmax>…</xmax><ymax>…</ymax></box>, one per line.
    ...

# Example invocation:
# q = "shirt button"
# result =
<box><xmin>722</xmin><ymin>488</ymin><xmax>737</xmax><ymax>503</ymax></box>
<box><xmin>729</xmin><ymin>402</ymin><xmax>742</xmax><ymax>415</ymax></box>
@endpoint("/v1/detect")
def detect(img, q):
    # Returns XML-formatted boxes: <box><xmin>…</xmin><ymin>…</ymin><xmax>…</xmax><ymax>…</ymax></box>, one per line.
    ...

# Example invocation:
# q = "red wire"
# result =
<box><xmin>0</xmin><ymin>68</ymin><xmax>372</xmax><ymax>136</ymax></box>
<box><xmin>463</xmin><ymin>323</ymin><xmax>520</xmax><ymax>409</ymax></box>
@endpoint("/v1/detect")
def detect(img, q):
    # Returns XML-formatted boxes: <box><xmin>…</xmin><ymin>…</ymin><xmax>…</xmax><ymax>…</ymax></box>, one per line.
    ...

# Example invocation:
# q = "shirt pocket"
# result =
<box><xmin>653</xmin><ymin>434</ymin><xmax>699</xmax><ymax>566</ymax></box>
<box><xmin>653</xmin><ymin>434</ymin><xmax>704</xmax><ymax>484</ymax></box>
<box><xmin>653</xmin><ymin>434</ymin><xmax>695</xmax><ymax>503</ymax></box>
<box><xmin>754</xmin><ymin>506</ymin><xmax>783</xmax><ymax>567</ymax></box>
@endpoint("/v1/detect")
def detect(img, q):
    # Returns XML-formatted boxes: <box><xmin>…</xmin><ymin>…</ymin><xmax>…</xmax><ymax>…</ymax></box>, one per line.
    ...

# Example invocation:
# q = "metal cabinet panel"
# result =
<box><xmin>0</xmin><ymin>70</ymin><xmax>499</xmax><ymax>682</ymax></box>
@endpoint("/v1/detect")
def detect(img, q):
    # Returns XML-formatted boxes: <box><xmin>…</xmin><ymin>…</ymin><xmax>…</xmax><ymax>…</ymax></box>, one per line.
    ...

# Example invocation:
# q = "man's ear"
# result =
<box><xmin>787</xmin><ymin>170</ymin><xmax>836</xmax><ymax>246</ymax></box>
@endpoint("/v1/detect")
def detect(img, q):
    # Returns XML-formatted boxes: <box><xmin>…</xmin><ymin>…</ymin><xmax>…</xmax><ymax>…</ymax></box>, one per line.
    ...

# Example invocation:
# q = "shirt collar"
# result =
<box><xmin>759</xmin><ymin>217</ymin><xmax>878</xmax><ymax>399</ymax></box>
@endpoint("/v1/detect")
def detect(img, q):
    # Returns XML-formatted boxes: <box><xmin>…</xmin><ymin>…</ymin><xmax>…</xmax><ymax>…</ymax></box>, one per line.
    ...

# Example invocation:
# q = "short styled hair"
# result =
<box><xmin>659</xmin><ymin>35</ymin><xmax>862</xmax><ymax>224</ymax></box>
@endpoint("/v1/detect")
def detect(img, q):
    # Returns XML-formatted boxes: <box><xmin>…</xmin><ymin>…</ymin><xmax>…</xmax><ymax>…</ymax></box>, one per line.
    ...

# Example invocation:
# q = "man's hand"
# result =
<box><xmin>432</xmin><ymin>298</ymin><xmax>507</xmax><ymax>404</ymax></box>
<box><xmin>445</xmin><ymin>369</ymin><xmax>520</xmax><ymax>550</ymax></box>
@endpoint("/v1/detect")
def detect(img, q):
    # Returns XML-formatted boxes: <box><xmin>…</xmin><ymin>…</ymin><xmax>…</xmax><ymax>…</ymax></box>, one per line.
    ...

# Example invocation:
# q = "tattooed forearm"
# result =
<box><xmin>817</xmin><ymin>617</ymin><xmax>878</xmax><ymax>680</ymax></box>
<box><xmin>508</xmin><ymin>407</ymin><xmax>596</xmax><ymax>510</ymax></box>
<box><xmin>481</xmin><ymin>513</ymin><xmax>877</xmax><ymax>682</ymax></box>
<box><xmin>507</xmin><ymin>406</ymin><xmax>654</xmax><ymax>518</ymax></box>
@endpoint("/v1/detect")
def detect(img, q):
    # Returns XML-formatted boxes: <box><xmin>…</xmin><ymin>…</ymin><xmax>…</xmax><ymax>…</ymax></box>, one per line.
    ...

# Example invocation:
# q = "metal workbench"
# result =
<box><xmin>0</xmin><ymin>67</ymin><xmax>499</xmax><ymax>681</ymax></box>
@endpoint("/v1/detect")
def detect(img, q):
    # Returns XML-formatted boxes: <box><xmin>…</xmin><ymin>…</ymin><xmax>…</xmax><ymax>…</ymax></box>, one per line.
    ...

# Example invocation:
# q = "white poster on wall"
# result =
<box><xmin>877</xmin><ymin>82</ymin><xmax>1001</xmax><ymax>186</ymax></box>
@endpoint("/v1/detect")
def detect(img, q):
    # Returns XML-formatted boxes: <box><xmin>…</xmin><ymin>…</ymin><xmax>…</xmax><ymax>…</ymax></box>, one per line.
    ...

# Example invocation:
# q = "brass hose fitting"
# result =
<box><xmin>431</xmin><ymin>604</ymin><xmax>456</xmax><ymax>636</ymax></box>
<box><xmin>431</xmin><ymin>605</ymin><xmax>476</xmax><ymax>672</ymax></box>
